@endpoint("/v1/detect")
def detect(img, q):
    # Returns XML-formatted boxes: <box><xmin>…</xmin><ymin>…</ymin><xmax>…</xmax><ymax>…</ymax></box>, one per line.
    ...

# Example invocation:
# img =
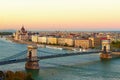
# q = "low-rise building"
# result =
<box><xmin>89</xmin><ymin>37</ymin><xmax>101</xmax><ymax>48</ymax></box>
<box><xmin>31</xmin><ymin>35</ymin><xmax>38</xmax><ymax>42</ymax></box>
<box><xmin>38</xmin><ymin>36</ymin><xmax>47</xmax><ymax>44</ymax></box>
<box><xmin>47</xmin><ymin>37</ymin><xmax>57</xmax><ymax>45</ymax></box>
<box><xmin>74</xmin><ymin>39</ymin><xmax>92</xmax><ymax>49</ymax></box>
<box><xmin>58</xmin><ymin>38</ymin><xmax>74</xmax><ymax>46</ymax></box>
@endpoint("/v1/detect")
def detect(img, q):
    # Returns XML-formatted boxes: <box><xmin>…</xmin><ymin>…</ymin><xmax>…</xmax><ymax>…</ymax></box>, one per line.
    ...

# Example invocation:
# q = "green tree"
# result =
<box><xmin>3</xmin><ymin>71</ymin><xmax>34</xmax><ymax>80</ymax></box>
<box><xmin>25</xmin><ymin>73</ymin><xmax>34</xmax><ymax>80</ymax></box>
<box><xmin>110</xmin><ymin>41</ymin><xmax>120</xmax><ymax>50</ymax></box>
<box><xmin>0</xmin><ymin>71</ymin><xmax>5</xmax><ymax>80</ymax></box>
<box><xmin>64</xmin><ymin>43</ymin><xmax>68</xmax><ymax>46</ymax></box>
<box><xmin>5</xmin><ymin>71</ymin><xmax>15</xmax><ymax>80</ymax></box>
<box><xmin>15</xmin><ymin>71</ymin><xmax>25</xmax><ymax>80</ymax></box>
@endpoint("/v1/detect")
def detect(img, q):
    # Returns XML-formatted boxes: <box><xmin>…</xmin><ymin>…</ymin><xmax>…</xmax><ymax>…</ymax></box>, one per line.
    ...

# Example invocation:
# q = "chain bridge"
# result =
<box><xmin>0</xmin><ymin>46</ymin><xmax>100</xmax><ymax>66</ymax></box>
<box><xmin>0</xmin><ymin>39</ymin><xmax>119</xmax><ymax>70</ymax></box>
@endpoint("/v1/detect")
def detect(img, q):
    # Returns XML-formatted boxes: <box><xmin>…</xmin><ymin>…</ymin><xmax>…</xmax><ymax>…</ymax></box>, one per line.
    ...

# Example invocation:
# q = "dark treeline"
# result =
<box><xmin>0</xmin><ymin>32</ymin><xmax>13</xmax><ymax>35</ymax></box>
<box><xmin>111</xmin><ymin>41</ymin><xmax>120</xmax><ymax>51</ymax></box>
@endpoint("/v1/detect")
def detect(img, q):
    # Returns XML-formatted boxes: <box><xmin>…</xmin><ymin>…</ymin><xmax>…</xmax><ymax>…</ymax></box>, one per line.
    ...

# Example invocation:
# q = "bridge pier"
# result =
<box><xmin>25</xmin><ymin>45</ymin><xmax>39</xmax><ymax>70</ymax></box>
<box><xmin>100</xmin><ymin>39</ymin><xmax>112</xmax><ymax>60</ymax></box>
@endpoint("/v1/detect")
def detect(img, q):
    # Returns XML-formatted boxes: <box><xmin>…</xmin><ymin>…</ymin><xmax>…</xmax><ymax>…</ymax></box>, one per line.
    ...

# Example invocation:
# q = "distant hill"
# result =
<box><xmin>0</xmin><ymin>29</ymin><xmax>16</xmax><ymax>32</ymax></box>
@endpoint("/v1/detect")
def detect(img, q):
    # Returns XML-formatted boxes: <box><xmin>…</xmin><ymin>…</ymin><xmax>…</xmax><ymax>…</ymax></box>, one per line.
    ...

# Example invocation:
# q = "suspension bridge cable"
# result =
<box><xmin>0</xmin><ymin>50</ymin><xmax>27</xmax><ymax>61</ymax></box>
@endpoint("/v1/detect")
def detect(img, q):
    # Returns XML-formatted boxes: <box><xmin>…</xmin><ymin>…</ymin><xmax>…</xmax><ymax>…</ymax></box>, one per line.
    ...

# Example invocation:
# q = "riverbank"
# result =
<box><xmin>6</xmin><ymin>37</ymin><xmax>75</xmax><ymax>50</ymax></box>
<box><xmin>6</xmin><ymin>37</ymin><xmax>99</xmax><ymax>52</ymax></box>
<box><xmin>6</xmin><ymin>37</ymin><xmax>36</xmax><ymax>45</ymax></box>
<box><xmin>1</xmin><ymin>36</ymin><xmax>120</xmax><ymax>80</ymax></box>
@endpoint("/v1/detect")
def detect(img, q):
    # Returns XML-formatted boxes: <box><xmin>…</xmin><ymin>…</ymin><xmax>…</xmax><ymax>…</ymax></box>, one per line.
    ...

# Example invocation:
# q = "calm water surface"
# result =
<box><xmin>0</xmin><ymin>37</ymin><xmax>120</xmax><ymax>80</ymax></box>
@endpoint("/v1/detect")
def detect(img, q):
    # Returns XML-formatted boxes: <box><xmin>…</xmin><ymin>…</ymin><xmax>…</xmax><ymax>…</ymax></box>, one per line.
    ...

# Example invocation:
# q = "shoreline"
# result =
<box><xmin>5</xmin><ymin>37</ymin><xmax>99</xmax><ymax>52</ymax></box>
<box><xmin>6</xmin><ymin>37</ymin><xmax>98</xmax><ymax>52</ymax></box>
<box><xmin>2</xmin><ymin>36</ymin><xmax>101</xmax><ymax>53</ymax></box>
<box><xmin>6</xmin><ymin>37</ymin><xmax>74</xmax><ymax>50</ymax></box>
<box><xmin>6</xmin><ymin>37</ymin><xmax>99</xmax><ymax>52</ymax></box>
<box><xmin>6</xmin><ymin>37</ymin><xmax>36</xmax><ymax>45</ymax></box>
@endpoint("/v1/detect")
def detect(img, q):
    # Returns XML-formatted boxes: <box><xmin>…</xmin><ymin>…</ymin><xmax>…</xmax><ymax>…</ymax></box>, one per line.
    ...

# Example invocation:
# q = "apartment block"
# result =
<box><xmin>58</xmin><ymin>38</ymin><xmax>74</xmax><ymax>46</ymax></box>
<box><xmin>31</xmin><ymin>35</ymin><xmax>38</xmax><ymax>42</ymax></box>
<box><xmin>47</xmin><ymin>37</ymin><xmax>57</xmax><ymax>45</ymax></box>
<box><xmin>89</xmin><ymin>37</ymin><xmax>101</xmax><ymax>47</ymax></box>
<box><xmin>74</xmin><ymin>39</ymin><xmax>92</xmax><ymax>49</ymax></box>
<box><xmin>38</xmin><ymin>36</ymin><xmax>47</xmax><ymax>44</ymax></box>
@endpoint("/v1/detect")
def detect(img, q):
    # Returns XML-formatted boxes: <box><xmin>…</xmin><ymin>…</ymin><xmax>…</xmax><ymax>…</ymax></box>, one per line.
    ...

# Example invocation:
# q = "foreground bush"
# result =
<box><xmin>0</xmin><ymin>70</ymin><xmax>34</xmax><ymax>80</ymax></box>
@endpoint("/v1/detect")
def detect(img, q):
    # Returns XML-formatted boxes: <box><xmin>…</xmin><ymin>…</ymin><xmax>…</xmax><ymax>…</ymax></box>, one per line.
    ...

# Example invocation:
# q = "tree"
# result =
<box><xmin>2</xmin><ymin>70</ymin><xmax>34</xmax><ymax>80</ymax></box>
<box><xmin>0</xmin><ymin>71</ymin><xmax>5</xmax><ymax>80</ymax></box>
<box><xmin>64</xmin><ymin>43</ymin><xmax>68</xmax><ymax>46</ymax></box>
<box><xmin>25</xmin><ymin>73</ymin><xmax>34</xmax><ymax>80</ymax></box>
<box><xmin>5</xmin><ymin>71</ymin><xmax>15</xmax><ymax>80</ymax></box>
<box><xmin>110</xmin><ymin>41</ymin><xmax>120</xmax><ymax>51</ymax></box>
<box><xmin>15</xmin><ymin>71</ymin><xmax>25</xmax><ymax>80</ymax></box>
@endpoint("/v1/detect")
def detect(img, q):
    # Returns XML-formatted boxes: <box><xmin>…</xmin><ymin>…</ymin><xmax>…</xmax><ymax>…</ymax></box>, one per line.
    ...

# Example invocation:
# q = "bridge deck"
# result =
<box><xmin>39</xmin><ymin>51</ymin><xmax>99</xmax><ymax>60</ymax></box>
<box><xmin>0</xmin><ymin>58</ymin><xmax>27</xmax><ymax>65</ymax></box>
<box><xmin>0</xmin><ymin>51</ymin><xmax>100</xmax><ymax>65</ymax></box>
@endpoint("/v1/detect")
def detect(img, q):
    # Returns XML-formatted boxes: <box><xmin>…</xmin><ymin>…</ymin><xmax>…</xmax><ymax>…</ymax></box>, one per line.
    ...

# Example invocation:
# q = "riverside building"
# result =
<box><xmin>13</xmin><ymin>26</ymin><xmax>30</xmax><ymax>41</ymax></box>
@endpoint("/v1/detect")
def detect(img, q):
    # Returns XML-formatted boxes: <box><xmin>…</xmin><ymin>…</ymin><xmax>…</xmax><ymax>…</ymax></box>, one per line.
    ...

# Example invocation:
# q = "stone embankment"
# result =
<box><xmin>111</xmin><ymin>52</ymin><xmax>120</xmax><ymax>58</ymax></box>
<box><xmin>6</xmin><ymin>37</ymin><xmax>74</xmax><ymax>50</ymax></box>
<box><xmin>6</xmin><ymin>37</ymin><xmax>95</xmax><ymax>51</ymax></box>
<box><xmin>6</xmin><ymin>37</ymin><xmax>36</xmax><ymax>45</ymax></box>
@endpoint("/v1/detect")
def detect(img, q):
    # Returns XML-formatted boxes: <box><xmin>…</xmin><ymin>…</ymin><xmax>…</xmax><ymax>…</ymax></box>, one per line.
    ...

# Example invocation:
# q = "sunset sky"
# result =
<box><xmin>0</xmin><ymin>0</ymin><xmax>120</xmax><ymax>31</ymax></box>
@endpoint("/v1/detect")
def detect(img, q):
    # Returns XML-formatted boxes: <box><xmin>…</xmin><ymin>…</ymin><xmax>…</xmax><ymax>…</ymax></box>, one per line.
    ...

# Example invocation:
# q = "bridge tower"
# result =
<box><xmin>25</xmin><ymin>45</ymin><xmax>39</xmax><ymax>70</ymax></box>
<box><xmin>100</xmin><ymin>39</ymin><xmax>112</xmax><ymax>60</ymax></box>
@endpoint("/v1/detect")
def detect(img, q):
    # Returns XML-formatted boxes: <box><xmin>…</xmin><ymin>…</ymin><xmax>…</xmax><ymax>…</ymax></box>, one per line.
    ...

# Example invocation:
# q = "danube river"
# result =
<box><xmin>0</xmin><ymin>38</ymin><xmax>120</xmax><ymax>80</ymax></box>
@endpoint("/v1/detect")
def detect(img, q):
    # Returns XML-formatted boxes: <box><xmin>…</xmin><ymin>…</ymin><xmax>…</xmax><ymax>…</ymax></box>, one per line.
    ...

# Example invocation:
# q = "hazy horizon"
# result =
<box><xmin>0</xmin><ymin>0</ymin><xmax>120</xmax><ymax>31</ymax></box>
<box><xmin>0</xmin><ymin>28</ymin><xmax>120</xmax><ymax>32</ymax></box>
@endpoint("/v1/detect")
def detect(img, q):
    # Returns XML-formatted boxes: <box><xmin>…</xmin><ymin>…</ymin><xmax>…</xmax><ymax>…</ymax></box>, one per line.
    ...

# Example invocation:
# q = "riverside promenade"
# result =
<box><xmin>6</xmin><ymin>36</ymin><xmax>75</xmax><ymax>50</ymax></box>
<box><xmin>6</xmin><ymin>37</ymin><xmax>36</xmax><ymax>45</ymax></box>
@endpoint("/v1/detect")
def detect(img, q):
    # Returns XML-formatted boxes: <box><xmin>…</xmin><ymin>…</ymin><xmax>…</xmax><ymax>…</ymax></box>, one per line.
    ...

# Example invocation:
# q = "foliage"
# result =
<box><xmin>25</xmin><ymin>73</ymin><xmax>34</xmax><ymax>80</ymax></box>
<box><xmin>5</xmin><ymin>71</ymin><xmax>15</xmax><ymax>80</ymax></box>
<box><xmin>28</xmin><ymin>39</ymin><xmax>32</xmax><ymax>41</ymax></box>
<box><xmin>64</xmin><ymin>43</ymin><xmax>68</xmax><ymax>46</ymax></box>
<box><xmin>79</xmin><ymin>46</ymin><xmax>82</xmax><ymax>48</ymax></box>
<box><xmin>0</xmin><ymin>71</ymin><xmax>5</xmax><ymax>80</ymax></box>
<box><xmin>110</xmin><ymin>41</ymin><xmax>120</xmax><ymax>50</ymax></box>
<box><xmin>0</xmin><ymin>70</ymin><xmax>34</xmax><ymax>80</ymax></box>
<box><xmin>0</xmin><ymin>32</ymin><xmax>13</xmax><ymax>35</ymax></box>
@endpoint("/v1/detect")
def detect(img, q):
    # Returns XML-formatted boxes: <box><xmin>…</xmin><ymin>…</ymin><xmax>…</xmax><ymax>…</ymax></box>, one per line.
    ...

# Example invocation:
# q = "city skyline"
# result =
<box><xmin>0</xmin><ymin>0</ymin><xmax>120</xmax><ymax>31</ymax></box>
